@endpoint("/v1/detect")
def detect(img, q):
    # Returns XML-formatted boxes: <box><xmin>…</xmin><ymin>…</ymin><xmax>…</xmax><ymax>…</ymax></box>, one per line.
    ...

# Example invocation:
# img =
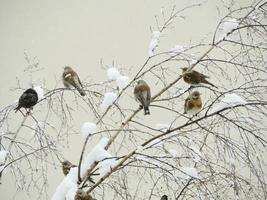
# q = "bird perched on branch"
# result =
<box><xmin>181</xmin><ymin>67</ymin><xmax>217</xmax><ymax>88</ymax></box>
<box><xmin>62</xmin><ymin>66</ymin><xmax>86</xmax><ymax>96</ymax></box>
<box><xmin>62</xmin><ymin>160</ymin><xmax>77</xmax><ymax>176</ymax></box>
<box><xmin>160</xmin><ymin>195</ymin><xmax>168</xmax><ymax>200</ymax></box>
<box><xmin>134</xmin><ymin>80</ymin><xmax>151</xmax><ymax>115</ymax></box>
<box><xmin>75</xmin><ymin>189</ymin><xmax>96</xmax><ymax>200</ymax></box>
<box><xmin>184</xmin><ymin>91</ymin><xmax>202</xmax><ymax>115</ymax></box>
<box><xmin>14</xmin><ymin>88</ymin><xmax>38</xmax><ymax>113</ymax></box>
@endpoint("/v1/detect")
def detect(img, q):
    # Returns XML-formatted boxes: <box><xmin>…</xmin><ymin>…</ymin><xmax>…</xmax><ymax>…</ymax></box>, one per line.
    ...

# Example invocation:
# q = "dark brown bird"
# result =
<box><xmin>14</xmin><ymin>88</ymin><xmax>38</xmax><ymax>113</ymax></box>
<box><xmin>75</xmin><ymin>189</ymin><xmax>96</xmax><ymax>200</ymax></box>
<box><xmin>62</xmin><ymin>160</ymin><xmax>77</xmax><ymax>176</ymax></box>
<box><xmin>161</xmin><ymin>195</ymin><xmax>168</xmax><ymax>200</ymax></box>
<box><xmin>184</xmin><ymin>91</ymin><xmax>202</xmax><ymax>115</ymax></box>
<box><xmin>134</xmin><ymin>80</ymin><xmax>151</xmax><ymax>115</ymax></box>
<box><xmin>181</xmin><ymin>67</ymin><xmax>217</xmax><ymax>88</ymax></box>
<box><xmin>62</xmin><ymin>66</ymin><xmax>86</xmax><ymax>96</ymax></box>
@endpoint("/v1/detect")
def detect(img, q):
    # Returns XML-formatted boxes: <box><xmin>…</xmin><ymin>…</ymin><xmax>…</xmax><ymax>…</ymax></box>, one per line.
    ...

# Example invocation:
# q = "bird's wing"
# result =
<box><xmin>147</xmin><ymin>86</ymin><xmax>151</xmax><ymax>101</ymax></box>
<box><xmin>184</xmin><ymin>72</ymin><xmax>198</xmax><ymax>83</ymax></box>
<box><xmin>184</xmin><ymin>97</ymin><xmax>190</xmax><ymax>113</ymax></box>
<box><xmin>20</xmin><ymin>93</ymin><xmax>37</xmax><ymax>103</ymax></box>
<box><xmin>192</xmin><ymin>70</ymin><xmax>209</xmax><ymax>79</ymax></box>
<box><xmin>134</xmin><ymin>85</ymin><xmax>147</xmax><ymax>105</ymax></box>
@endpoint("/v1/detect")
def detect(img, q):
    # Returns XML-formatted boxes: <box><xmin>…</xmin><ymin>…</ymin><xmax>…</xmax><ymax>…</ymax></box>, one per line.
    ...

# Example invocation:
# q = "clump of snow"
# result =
<box><xmin>116</xmin><ymin>75</ymin><xmax>130</xmax><ymax>90</ymax></box>
<box><xmin>169</xmin><ymin>45</ymin><xmax>186</xmax><ymax>56</ymax></box>
<box><xmin>98</xmin><ymin>157</ymin><xmax>117</xmax><ymax>178</ymax></box>
<box><xmin>81</xmin><ymin>122</ymin><xmax>97</xmax><ymax>138</ymax></box>
<box><xmin>107</xmin><ymin>67</ymin><xmax>121</xmax><ymax>81</ymax></box>
<box><xmin>51</xmin><ymin>167</ymin><xmax>78</xmax><ymax>200</ymax></box>
<box><xmin>148</xmin><ymin>31</ymin><xmax>161</xmax><ymax>57</ymax></box>
<box><xmin>218</xmin><ymin>18</ymin><xmax>239</xmax><ymax>41</ymax></box>
<box><xmin>52</xmin><ymin>137</ymin><xmax>116</xmax><ymax>200</ymax></box>
<box><xmin>34</xmin><ymin>85</ymin><xmax>44</xmax><ymax>100</ymax></box>
<box><xmin>210</xmin><ymin>93</ymin><xmax>247</xmax><ymax>113</ymax></box>
<box><xmin>180</xmin><ymin>166</ymin><xmax>199</xmax><ymax>179</ymax></box>
<box><xmin>82</xmin><ymin>137</ymin><xmax>117</xmax><ymax>178</ymax></box>
<box><xmin>65</xmin><ymin>185</ymin><xmax>77</xmax><ymax>200</ymax></box>
<box><xmin>0</xmin><ymin>150</ymin><xmax>9</xmax><ymax>164</ymax></box>
<box><xmin>155</xmin><ymin>123</ymin><xmax>171</xmax><ymax>131</ymax></box>
<box><xmin>106</xmin><ymin>67</ymin><xmax>130</xmax><ymax>90</ymax></box>
<box><xmin>0</xmin><ymin>150</ymin><xmax>9</xmax><ymax>172</ymax></box>
<box><xmin>168</xmin><ymin>149</ymin><xmax>178</xmax><ymax>157</ymax></box>
<box><xmin>100</xmin><ymin>92</ymin><xmax>117</xmax><ymax>112</ymax></box>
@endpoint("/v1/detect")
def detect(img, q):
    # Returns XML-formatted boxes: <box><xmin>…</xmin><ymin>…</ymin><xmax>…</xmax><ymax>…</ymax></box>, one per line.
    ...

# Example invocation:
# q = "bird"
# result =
<box><xmin>184</xmin><ymin>91</ymin><xmax>202</xmax><ymax>115</ymax></box>
<box><xmin>160</xmin><ymin>195</ymin><xmax>168</xmax><ymax>200</ymax></box>
<box><xmin>134</xmin><ymin>80</ymin><xmax>151</xmax><ymax>115</ymax></box>
<box><xmin>62</xmin><ymin>160</ymin><xmax>77</xmax><ymax>176</ymax></box>
<box><xmin>75</xmin><ymin>189</ymin><xmax>96</xmax><ymax>200</ymax></box>
<box><xmin>181</xmin><ymin>67</ymin><xmax>217</xmax><ymax>88</ymax></box>
<box><xmin>62</xmin><ymin>66</ymin><xmax>86</xmax><ymax>96</ymax></box>
<box><xmin>14</xmin><ymin>88</ymin><xmax>38</xmax><ymax>113</ymax></box>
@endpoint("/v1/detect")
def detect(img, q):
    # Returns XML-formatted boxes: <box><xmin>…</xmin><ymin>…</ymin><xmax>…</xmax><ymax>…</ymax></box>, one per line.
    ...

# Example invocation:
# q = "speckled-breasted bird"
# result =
<box><xmin>184</xmin><ymin>91</ymin><xmax>202</xmax><ymax>115</ymax></box>
<box><xmin>62</xmin><ymin>66</ymin><xmax>86</xmax><ymax>96</ymax></box>
<box><xmin>62</xmin><ymin>160</ymin><xmax>77</xmax><ymax>176</ymax></box>
<box><xmin>181</xmin><ymin>67</ymin><xmax>217</xmax><ymax>88</ymax></box>
<box><xmin>75</xmin><ymin>189</ymin><xmax>96</xmax><ymax>200</ymax></box>
<box><xmin>160</xmin><ymin>195</ymin><xmax>168</xmax><ymax>200</ymax></box>
<box><xmin>134</xmin><ymin>80</ymin><xmax>151</xmax><ymax>115</ymax></box>
<box><xmin>14</xmin><ymin>88</ymin><xmax>38</xmax><ymax>113</ymax></box>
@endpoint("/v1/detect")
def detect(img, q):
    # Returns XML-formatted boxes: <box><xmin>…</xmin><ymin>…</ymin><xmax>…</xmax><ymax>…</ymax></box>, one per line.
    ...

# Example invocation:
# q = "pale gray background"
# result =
<box><xmin>0</xmin><ymin>0</ymin><xmax>253</xmax><ymax>199</ymax></box>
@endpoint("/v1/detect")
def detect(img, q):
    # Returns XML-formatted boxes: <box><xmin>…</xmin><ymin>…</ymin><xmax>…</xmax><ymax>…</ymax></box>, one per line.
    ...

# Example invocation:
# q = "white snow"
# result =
<box><xmin>168</xmin><ymin>149</ymin><xmax>178</xmax><ymax>157</ymax></box>
<box><xmin>218</xmin><ymin>18</ymin><xmax>239</xmax><ymax>41</ymax></box>
<box><xmin>34</xmin><ymin>85</ymin><xmax>44</xmax><ymax>100</ymax></box>
<box><xmin>52</xmin><ymin>137</ymin><xmax>116</xmax><ymax>200</ymax></box>
<box><xmin>65</xmin><ymin>185</ymin><xmax>77</xmax><ymax>200</ymax></box>
<box><xmin>82</xmin><ymin>137</ymin><xmax>117</xmax><ymax>179</ymax></box>
<box><xmin>107</xmin><ymin>67</ymin><xmax>121</xmax><ymax>81</ymax></box>
<box><xmin>210</xmin><ymin>93</ymin><xmax>247</xmax><ymax>113</ymax></box>
<box><xmin>116</xmin><ymin>75</ymin><xmax>130</xmax><ymax>90</ymax></box>
<box><xmin>169</xmin><ymin>45</ymin><xmax>186</xmax><ymax>56</ymax></box>
<box><xmin>148</xmin><ymin>31</ymin><xmax>161</xmax><ymax>57</ymax></box>
<box><xmin>51</xmin><ymin>167</ymin><xmax>78</xmax><ymax>200</ymax></box>
<box><xmin>180</xmin><ymin>166</ymin><xmax>199</xmax><ymax>179</ymax></box>
<box><xmin>106</xmin><ymin>67</ymin><xmax>131</xmax><ymax>91</ymax></box>
<box><xmin>81</xmin><ymin>122</ymin><xmax>97</xmax><ymax>138</ymax></box>
<box><xmin>0</xmin><ymin>150</ymin><xmax>9</xmax><ymax>164</ymax></box>
<box><xmin>100</xmin><ymin>92</ymin><xmax>117</xmax><ymax>112</ymax></box>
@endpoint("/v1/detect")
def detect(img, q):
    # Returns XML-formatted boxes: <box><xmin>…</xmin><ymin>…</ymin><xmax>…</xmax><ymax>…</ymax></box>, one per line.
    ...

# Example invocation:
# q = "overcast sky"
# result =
<box><xmin>0</xmin><ymin>0</ymin><xmax>254</xmax><ymax>199</ymax></box>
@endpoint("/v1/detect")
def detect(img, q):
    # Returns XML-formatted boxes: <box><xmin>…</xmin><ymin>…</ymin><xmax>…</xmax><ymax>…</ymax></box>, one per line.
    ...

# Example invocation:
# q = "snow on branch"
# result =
<box><xmin>52</xmin><ymin>137</ymin><xmax>117</xmax><ymax>200</ymax></box>
<box><xmin>34</xmin><ymin>85</ymin><xmax>44</xmax><ymax>100</ymax></box>
<box><xmin>106</xmin><ymin>67</ymin><xmax>130</xmax><ymax>90</ymax></box>
<box><xmin>148</xmin><ymin>31</ymin><xmax>161</xmax><ymax>57</ymax></box>
<box><xmin>209</xmin><ymin>93</ymin><xmax>247</xmax><ymax>114</ymax></box>
<box><xmin>0</xmin><ymin>150</ymin><xmax>9</xmax><ymax>172</ymax></box>
<box><xmin>81</xmin><ymin>122</ymin><xmax>97</xmax><ymax>138</ymax></box>
<box><xmin>100</xmin><ymin>92</ymin><xmax>117</xmax><ymax>112</ymax></box>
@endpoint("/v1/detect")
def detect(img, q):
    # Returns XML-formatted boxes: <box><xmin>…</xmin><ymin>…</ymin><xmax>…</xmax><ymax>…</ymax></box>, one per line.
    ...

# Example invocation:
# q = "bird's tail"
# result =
<box><xmin>203</xmin><ymin>79</ymin><xmax>217</xmax><ymax>88</ymax></box>
<box><xmin>77</xmin><ymin>87</ymin><xmax>86</xmax><ymax>96</ymax></box>
<box><xmin>144</xmin><ymin>106</ymin><xmax>150</xmax><ymax>115</ymax></box>
<box><xmin>14</xmin><ymin>106</ymin><xmax>20</xmax><ymax>113</ymax></box>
